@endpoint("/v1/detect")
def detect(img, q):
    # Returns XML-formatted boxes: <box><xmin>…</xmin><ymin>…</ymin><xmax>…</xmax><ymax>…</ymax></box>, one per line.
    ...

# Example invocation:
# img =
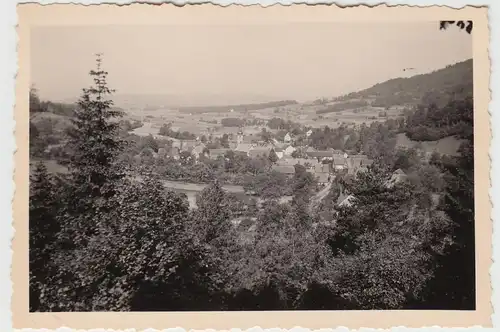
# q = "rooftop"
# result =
<box><xmin>209</xmin><ymin>148</ymin><xmax>230</xmax><ymax>155</ymax></box>
<box><xmin>249</xmin><ymin>148</ymin><xmax>271</xmax><ymax>158</ymax></box>
<box><xmin>307</xmin><ymin>151</ymin><xmax>334</xmax><ymax>158</ymax></box>
<box><xmin>235</xmin><ymin>143</ymin><xmax>253</xmax><ymax>153</ymax></box>
<box><xmin>272</xmin><ymin>165</ymin><xmax>296</xmax><ymax>174</ymax></box>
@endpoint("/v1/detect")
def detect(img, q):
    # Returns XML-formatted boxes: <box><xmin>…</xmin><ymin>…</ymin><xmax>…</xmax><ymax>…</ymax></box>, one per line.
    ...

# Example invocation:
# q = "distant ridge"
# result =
<box><xmin>71</xmin><ymin>93</ymin><xmax>295</xmax><ymax>109</ymax></box>
<box><xmin>335</xmin><ymin>59</ymin><xmax>473</xmax><ymax>108</ymax></box>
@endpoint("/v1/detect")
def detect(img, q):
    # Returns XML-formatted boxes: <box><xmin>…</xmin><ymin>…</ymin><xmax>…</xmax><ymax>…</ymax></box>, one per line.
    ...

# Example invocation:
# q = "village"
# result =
<box><xmin>133</xmin><ymin>122</ymin><xmax>375</xmax><ymax>187</ymax></box>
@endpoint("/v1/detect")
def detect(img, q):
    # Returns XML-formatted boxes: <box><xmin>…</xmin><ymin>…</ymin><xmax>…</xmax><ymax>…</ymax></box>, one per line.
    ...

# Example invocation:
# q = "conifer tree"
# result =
<box><xmin>29</xmin><ymin>161</ymin><xmax>60</xmax><ymax>311</ymax></box>
<box><xmin>66</xmin><ymin>53</ymin><xmax>124</xmax><ymax>207</ymax></box>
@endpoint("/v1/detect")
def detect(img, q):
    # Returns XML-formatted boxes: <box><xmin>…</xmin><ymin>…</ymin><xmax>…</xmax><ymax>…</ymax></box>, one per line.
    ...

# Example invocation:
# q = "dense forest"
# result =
<box><xmin>29</xmin><ymin>49</ymin><xmax>475</xmax><ymax>312</ymax></box>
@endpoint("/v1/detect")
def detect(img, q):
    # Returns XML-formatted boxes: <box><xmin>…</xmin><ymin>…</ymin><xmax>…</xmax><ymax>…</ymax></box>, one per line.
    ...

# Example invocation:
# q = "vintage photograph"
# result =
<box><xmin>17</xmin><ymin>4</ymin><xmax>491</xmax><ymax>328</ymax></box>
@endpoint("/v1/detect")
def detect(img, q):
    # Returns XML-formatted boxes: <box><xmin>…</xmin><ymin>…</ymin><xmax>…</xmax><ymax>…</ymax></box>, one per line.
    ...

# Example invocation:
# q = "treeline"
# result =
<box><xmin>221</xmin><ymin>118</ymin><xmax>245</xmax><ymax>127</ymax></box>
<box><xmin>30</xmin><ymin>87</ymin><xmax>125</xmax><ymax>117</ymax></box>
<box><xmin>178</xmin><ymin>100</ymin><xmax>298</xmax><ymax>114</ymax></box>
<box><xmin>120</xmin><ymin>119</ymin><xmax>143</xmax><ymax>132</ymax></box>
<box><xmin>316</xmin><ymin>100</ymin><xmax>369</xmax><ymax>114</ymax></box>
<box><xmin>30</xmin><ymin>88</ymin><xmax>75</xmax><ymax>116</ymax></box>
<box><xmin>219</xmin><ymin>117</ymin><xmax>266</xmax><ymax>127</ymax></box>
<box><xmin>405</xmin><ymin>84</ymin><xmax>473</xmax><ymax>141</ymax></box>
<box><xmin>267</xmin><ymin>117</ymin><xmax>304</xmax><ymax>132</ymax></box>
<box><xmin>158</xmin><ymin>123</ymin><xmax>197</xmax><ymax>140</ymax></box>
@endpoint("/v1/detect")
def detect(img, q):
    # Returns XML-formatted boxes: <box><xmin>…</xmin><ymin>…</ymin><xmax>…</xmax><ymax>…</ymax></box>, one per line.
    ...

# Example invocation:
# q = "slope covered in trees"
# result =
<box><xmin>337</xmin><ymin>59</ymin><xmax>473</xmax><ymax>108</ymax></box>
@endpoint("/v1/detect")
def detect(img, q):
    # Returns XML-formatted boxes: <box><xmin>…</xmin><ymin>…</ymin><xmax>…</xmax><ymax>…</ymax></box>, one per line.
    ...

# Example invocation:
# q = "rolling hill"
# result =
<box><xmin>336</xmin><ymin>59</ymin><xmax>473</xmax><ymax>109</ymax></box>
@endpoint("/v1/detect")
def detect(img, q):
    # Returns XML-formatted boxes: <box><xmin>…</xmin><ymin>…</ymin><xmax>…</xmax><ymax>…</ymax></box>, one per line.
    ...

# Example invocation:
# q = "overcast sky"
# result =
<box><xmin>31</xmin><ymin>22</ymin><xmax>472</xmax><ymax>103</ymax></box>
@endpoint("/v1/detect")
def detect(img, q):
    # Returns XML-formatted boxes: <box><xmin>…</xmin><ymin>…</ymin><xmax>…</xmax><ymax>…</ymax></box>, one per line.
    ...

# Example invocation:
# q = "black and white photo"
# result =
<box><xmin>15</xmin><ymin>3</ymin><xmax>492</xmax><ymax>329</ymax></box>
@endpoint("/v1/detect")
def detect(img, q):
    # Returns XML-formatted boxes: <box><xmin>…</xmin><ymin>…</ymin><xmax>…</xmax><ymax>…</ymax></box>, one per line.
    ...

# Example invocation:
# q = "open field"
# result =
<box><xmin>395</xmin><ymin>133</ymin><xmax>465</xmax><ymax>156</ymax></box>
<box><xmin>122</xmin><ymin>96</ymin><xmax>410</xmax><ymax>138</ymax></box>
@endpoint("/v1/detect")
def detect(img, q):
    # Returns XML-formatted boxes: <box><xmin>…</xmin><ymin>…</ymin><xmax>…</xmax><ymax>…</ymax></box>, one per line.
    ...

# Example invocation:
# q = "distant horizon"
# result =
<box><xmin>40</xmin><ymin>58</ymin><xmax>472</xmax><ymax>108</ymax></box>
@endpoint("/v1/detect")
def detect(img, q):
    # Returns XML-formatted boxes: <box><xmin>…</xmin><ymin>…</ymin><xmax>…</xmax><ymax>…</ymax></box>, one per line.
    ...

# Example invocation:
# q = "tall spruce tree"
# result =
<box><xmin>29</xmin><ymin>161</ymin><xmax>60</xmax><ymax>311</ymax></box>
<box><xmin>66</xmin><ymin>53</ymin><xmax>124</xmax><ymax>208</ymax></box>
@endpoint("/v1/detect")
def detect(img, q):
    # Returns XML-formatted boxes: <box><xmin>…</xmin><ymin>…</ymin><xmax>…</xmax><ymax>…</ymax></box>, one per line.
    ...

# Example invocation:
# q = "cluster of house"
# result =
<box><xmin>153</xmin><ymin>131</ymin><xmax>294</xmax><ymax>161</ymax></box>
<box><xmin>142</xmin><ymin>129</ymin><xmax>374</xmax><ymax>186</ymax></box>
<box><xmin>271</xmin><ymin>150</ymin><xmax>373</xmax><ymax>184</ymax></box>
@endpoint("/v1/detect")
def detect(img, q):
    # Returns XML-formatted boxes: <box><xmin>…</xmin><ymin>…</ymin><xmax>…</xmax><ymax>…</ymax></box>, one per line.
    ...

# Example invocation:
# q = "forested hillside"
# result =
<box><xmin>338</xmin><ymin>59</ymin><xmax>473</xmax><ymax>108</ymax></box>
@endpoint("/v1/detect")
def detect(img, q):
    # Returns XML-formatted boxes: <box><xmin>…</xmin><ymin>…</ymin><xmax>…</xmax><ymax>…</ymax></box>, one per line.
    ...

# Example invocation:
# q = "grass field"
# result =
<box><xmin>395</xmin><ymin>133</ymin><xmax>464</xmax><ymax>156</ymax></box>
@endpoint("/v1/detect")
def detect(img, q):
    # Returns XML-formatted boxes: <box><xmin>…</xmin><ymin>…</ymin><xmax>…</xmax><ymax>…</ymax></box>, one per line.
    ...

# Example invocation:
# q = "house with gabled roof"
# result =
<box><xmin>346</xmin><ymin>154</ymin><xmax>374</xmax><ymax>174</ymax></box>
<box><xmin>306</xmin><ymin>150</ymin><xmax>334</xmax><ymax>161</ymax></box>
<box><xmin>234</xmin><ymin>143</ymin><xmax>253</xmax><ymax>157</ymax></box>
<box><xmin>274</xmin><ymin>147</ymin><xmax>284</xmax><ymax>159</ymax></box>
<box><xmin>249</xmin><ymin>147</ymin><xmax>271</xmax><ymax>159</ymax></box>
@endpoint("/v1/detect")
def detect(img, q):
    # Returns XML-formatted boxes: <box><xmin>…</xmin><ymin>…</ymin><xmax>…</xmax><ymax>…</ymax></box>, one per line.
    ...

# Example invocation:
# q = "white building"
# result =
<box><xmin>274</xmin><ymin>148</ymin><xmax>284</xmax><ymax>159</ymax></box>
<box><xmin>283</xmin><ymin>145</ymin><xmax>296</xmax><ymax>156</ymax></box>
<box><xmin>284</xmin><ymin>132</ymin><xmax>292</xmax><ymax>143</ymax></box>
